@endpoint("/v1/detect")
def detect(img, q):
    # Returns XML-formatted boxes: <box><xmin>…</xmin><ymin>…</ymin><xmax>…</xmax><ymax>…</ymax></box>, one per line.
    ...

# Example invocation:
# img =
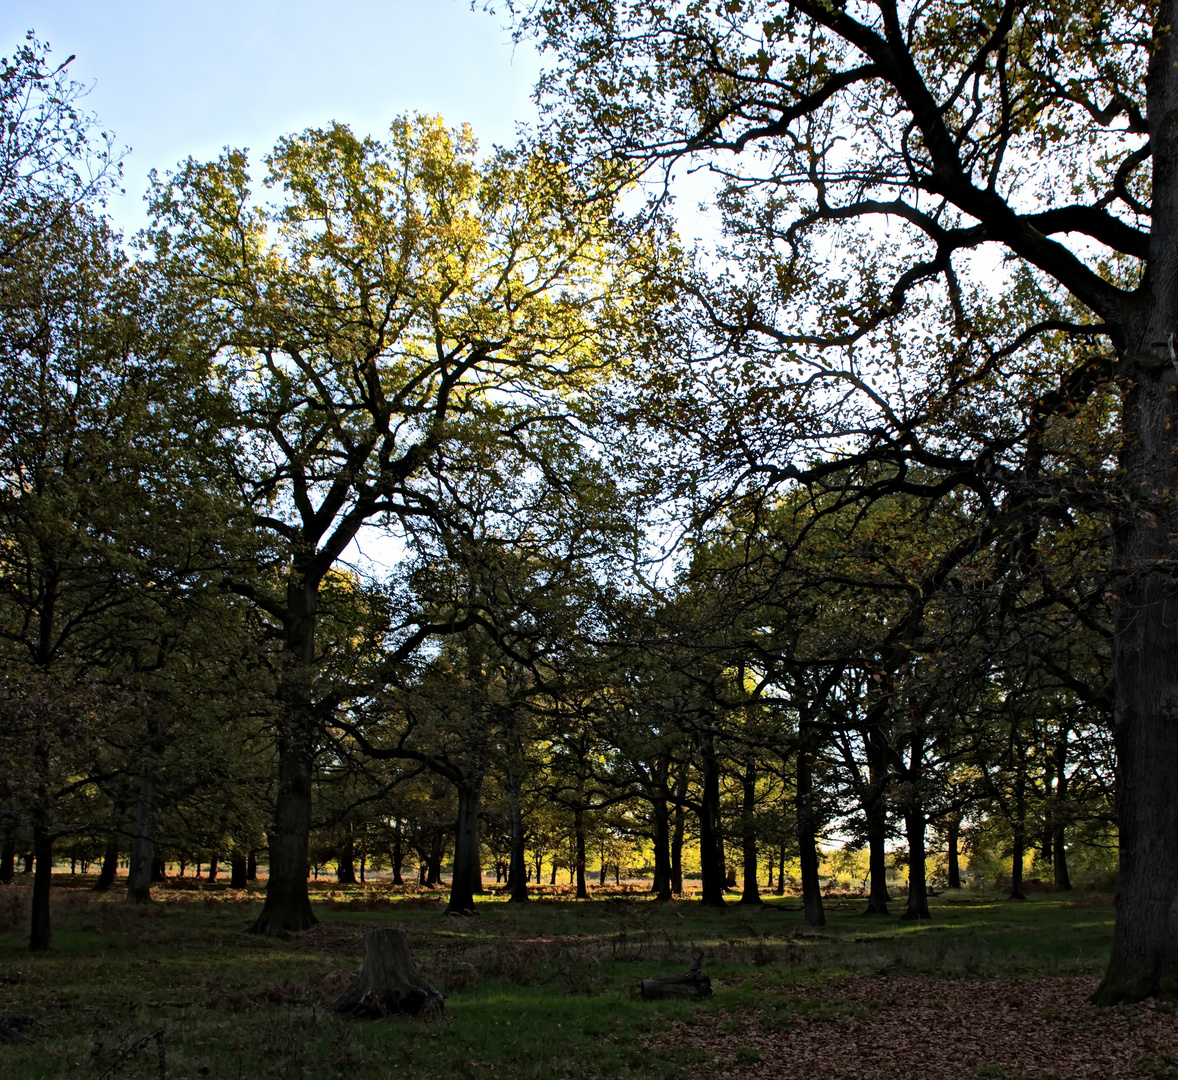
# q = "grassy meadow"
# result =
<box><xmin>0</xmin><ymin>877</ymin><xmax>1119</xmax><ymax>1080</ymax></box>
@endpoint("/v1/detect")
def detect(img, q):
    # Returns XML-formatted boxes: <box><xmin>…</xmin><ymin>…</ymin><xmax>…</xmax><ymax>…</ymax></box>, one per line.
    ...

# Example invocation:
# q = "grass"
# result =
<box><xmin>0</xmin><ymin>877</ymin><xmax>1115</xmax><ymax>1080</ymax></box>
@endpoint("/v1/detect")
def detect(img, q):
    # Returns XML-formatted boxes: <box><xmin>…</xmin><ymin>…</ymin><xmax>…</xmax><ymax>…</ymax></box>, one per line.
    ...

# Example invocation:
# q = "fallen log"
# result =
<box><xmin>639</xmin><ymin>956</ymin><xmax>712</xmax><ymax>1000</ymax></box>
<box><xmin>328</xmin><ymin>928</ymin><xmax>443</xmax><ymax>1019</ymax></box>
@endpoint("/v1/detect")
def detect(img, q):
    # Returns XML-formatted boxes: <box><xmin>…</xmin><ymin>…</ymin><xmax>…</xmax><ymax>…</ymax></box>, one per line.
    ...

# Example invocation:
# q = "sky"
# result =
<box><xmin>1</xmin><ymin>1</ymin><xmax>542</xmax><ymax>236</ymax></box>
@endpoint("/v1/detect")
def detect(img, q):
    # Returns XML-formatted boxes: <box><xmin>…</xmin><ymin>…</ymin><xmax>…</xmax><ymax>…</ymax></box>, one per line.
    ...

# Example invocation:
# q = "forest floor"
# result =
<box><xmin>1</xmin><ymin>876</ymin><xmax>1175</xmax><ymax>1079</ymax></box>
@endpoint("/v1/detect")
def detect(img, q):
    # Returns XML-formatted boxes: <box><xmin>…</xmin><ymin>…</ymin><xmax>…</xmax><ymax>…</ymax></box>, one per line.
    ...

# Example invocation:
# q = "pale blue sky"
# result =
<box><xmin>2</xmin><ymin>1</ymin><xmax>540</xmax><ymax>234</ymax></box>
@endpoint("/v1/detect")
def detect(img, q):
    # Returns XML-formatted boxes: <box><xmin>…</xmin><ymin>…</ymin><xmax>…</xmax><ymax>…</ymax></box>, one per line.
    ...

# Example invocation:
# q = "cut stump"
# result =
<box><xmin>639</xmin><ymin>957</ymin><xmax>712</xmax><ymax>1000</ymax></box>
<box><xmin>328</xmin><ymin>928</ymin><xmax>443</xmax><ymax>1019</ymax></box>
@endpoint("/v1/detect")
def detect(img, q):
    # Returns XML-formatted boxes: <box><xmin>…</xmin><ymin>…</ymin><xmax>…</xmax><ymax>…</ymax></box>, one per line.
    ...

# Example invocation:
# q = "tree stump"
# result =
<box><xmin>639</xmin><ymin>956</ymin><xmax>712</xmax><ymax>1000</ymax></box>
<box><xmin>328</xmin><ymin>929</ymin><xmax>443</xmax><ymax>1018</ymax></box>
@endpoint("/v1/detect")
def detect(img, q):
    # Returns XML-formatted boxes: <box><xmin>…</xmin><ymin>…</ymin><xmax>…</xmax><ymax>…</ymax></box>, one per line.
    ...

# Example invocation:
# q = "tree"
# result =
<box><xmin>514</xmin><ymin>0</ymin><xmax>1168</xmax><ymax>1002</ymax></box>
<box><xmin>151</xmin><ymin>115</ymin><xmax>649</xmax><ymax>932</ymax></box>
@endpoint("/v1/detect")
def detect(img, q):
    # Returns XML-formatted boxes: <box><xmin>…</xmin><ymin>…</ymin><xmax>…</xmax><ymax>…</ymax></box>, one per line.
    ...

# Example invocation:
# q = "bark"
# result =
<box><xmin>573</xmin><ymin>808</ymin><xmax>588</xmax><ymax>900</ymax></box>
<box><xmin>0</xmin><ymin>837</ymin><xmax>14</xmax><ymax>884</ymax></box>
<box><xmin>1053</xmin><ymin>824</ymin><xmax>1072</xmax><ymax>891</ymax></box>
<box><xmin>426</xmin><ymin>828</ymin><xmax>445</xmax><ymax>887</ymax></box>
<box><xmin>797</xmin><ymin>723</ymin><xmax>825</xmax><ymax>927</ymax></box>
<box><xmin>775</xmin><ymin>840</ymin><xmax>786</xmax><ymax>896</ymax></box>
<box><xmin>29</xmin><ymin>817</ymin><xmax>52</xmax><ymax>952</ymax></box>
<box><xmin>246</xmin><ymin>850</ymin><xmax>257</xmax><ymax>881</ymax></box>
<box><xmin>863</xmin><ymin>728</ymin><xmax>891</xmax><ymax>915</ymax></box>
<box><xmin>250</xmin><ymin>583</ymin><xmax>319</xmax><ymax>935</ymax></box>
<box><xmin>1092</xmin><ymin>2</ymin><xmax>1178</xmax><ymax>1004</ymax></box>
<box><xmin>126</xmin><ymin>777</ymin><xmax>156</xmax><ymax>899</ymax></box>
<box><xmin>328</xmin><ymin>928</ymin><xmax>443</xmax><ymax>1018</ymax></box>
<box><xmin>336</xmin><ymin>829</ymin><xmax>357</xmax><ymax>885</ymax></box>
<box><xmin>1051</xmin><ymin>739</ymin><xmax>1072</xmax><ymax>891</ymax></box>
<box><xmin>739</xmin><ymin>752</ymin><xmax>762</xmax><ymax>906</ymax></box>
<box><xmin>93</xmin><ymin>830</ymin><xmax>119</xmax><ymax>891</ymax></box>
<box><xmin>207</xmin><ymin>854</ymin><xmax>219</xmax><ymax>882</ymax></box>
<box><xmin>447</xmin><ymin>779</ymin><xmax>481</xmax><ymax>914</ymax></box>
<box><xmin>651</xmin><ymin>796</ymin><xmax>673</xmax><ymax>901</ymax></box>
<box><xmin>671</xmin><ymin>769</ymin><xmax>687</xmax><ymax>895</ymax></box>
<box><xmin>900</xmin><ymin>784</ymin><xmax>930</xmax><ymax>921</ymax></box>
<box><xmin>230</xmin><ymin>852</ymin><xmax>248</xmax><ymax>888</ymax></box>
<box><xmin>947</xmin><ymin>818</ymin><xmax>962</xmax><ymax>889</ymax></box>
<box><xmin>640</xmin><ymin>963</ymin><xmax>712</xmax><ymax>1000</ymax></box>
<box><xmin>1010</xmin><ymin>743</ymin><xmax>1028</xmax><ymax>901</ymax></box>
<box><xmin>697</xmin><ymin>728</ymin><xmax>726</xmax><ymax>906</ymax></box>
<box><xmin>391</xmin><ymin>821</ymin><xmax>405</xmax><ymax>887</ymax></box>
<box><xmin>505</xmin><ymin>767</ymin><xmax>528</xmax><ymax>902</ymax></box>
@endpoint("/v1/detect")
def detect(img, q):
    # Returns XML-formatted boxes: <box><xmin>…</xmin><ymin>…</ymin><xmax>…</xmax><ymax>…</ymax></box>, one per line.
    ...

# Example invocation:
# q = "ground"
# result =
<box><xmin>1</xmin><ymin>877</ymin><xmax>1173</xmax><ymax>1079</ymax></box>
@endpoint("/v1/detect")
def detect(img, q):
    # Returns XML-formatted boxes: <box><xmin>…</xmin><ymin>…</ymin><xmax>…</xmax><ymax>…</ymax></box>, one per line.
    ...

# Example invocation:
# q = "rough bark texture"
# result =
<box><xmin>328</xmin><ymin>929</ymin><xmax>443</xmax><ymax>1018</ymax></box>
<box><xmin>1090</xmin><ymin>1</ymin><xmax>1178</xmax><ymax>1005</ymax></box>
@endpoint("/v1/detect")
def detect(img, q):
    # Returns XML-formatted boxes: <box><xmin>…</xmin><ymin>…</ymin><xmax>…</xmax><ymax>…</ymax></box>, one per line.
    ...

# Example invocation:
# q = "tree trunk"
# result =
<box><xmin>1051</xmin><ymin>738</ymin><xmax>1072</xmax><ymax>891</ymax></box>
<box><xmin>426</xmin><ymin>828</ymin><xmax>445</xmax><ymax>887</ymax></box>
<box><xmin>573</xmin><ymin>808</ymin><xmax>588</xmax><ymax>900</ymax></box>
<box><xmin>1053</xmin><ymin>823</ymin><xmax>1072</xmax><ymax>891</ymax></box>
<box><xmin>947</xmin><ymin>817</ymin><xmax>962</xmax><ymax>889</ymax></box>
<box><xmin>250</xmin><ymin>585</ymin><xmax>319</xmax><ymax>935</ymax></box>
<box><xmin>1094</xmin><ymin>11</ymin><xmax>1178</xmax><ymax>1000</ymax></box>
<box><xmin>0</xmin><ymin>836</ymin><xmax>14</xmax><ymax>884</ymax></box>
<box><xmin>900</xmin><ymin>784</ymin><xmax>930</xmax><ymax>921</ymax></box>
<box><xmin>651</xmin><ymin>796</ymin><xmax>673</xmax><ymax>901</ymax></box>
<box><xmin>739</xmin><ymin>752</ymin><xmax>761</xmax><ymax>906</ymax></box>
<box><xmin>29</xmin><ymin>817</ymin><xmax>52</xmax><ymax>952</ymax></box>
<box><xmin>697</xmin><ymin>729</ymin><xmax>725</xmax><ymax>906</ymax></box>
<box><xmin>126</xmin><ymin>776</ymin><xmax>157</xmax><ymax>904</ymax></box>
<box><xmin>391</xmin><ymin>821</ymin><xmax>405</xmax><ymax>887</ymax></box>
<box><xmin>1010</xmin><ymin>746</ymin><xmax>1028</xmax><ymax>901</ymax></box>
<box><xmin>336</xmin><ymin>829</ymin><xmax>357</xmax><ymax>885</ymax></box>
<box><xmin>776</xmin><ymin>840</ymin><xmax>786</xmax><ymax>896</ymax></box>
<box><xmin>506</xmin><ymin>768</ymin><xmax>528</xmax><ymax>903</ymax></box>
<box><xmin>93</xmin><ymin>830</ymin><xmax>119</xmax><ymax>891</ymax></box>
<box><xmin>797</xmin><ymin>723</ymin><xmax>825</xmax><ymax>927</ymax></box>
<box><xmin>447</xmin><ymin>779</ymin><xmax>481</xmax><ymax>914</ymax></box>
<box><xmin>329</xmin><ymin>928</ymin><xmax>443</xmax><ymax>1018</ymax></box>
<box><xmin>208</xmin><ymin>854</ymin><xmax>220</xmax><ymax>881</ymax></box>
<box><xmin>671</xmin><ymin>770</ymin><xmax>687</xmax><ymax>895</ymax></box>
<box><xmin>863</xmin><ymin>729</ymin><xmax>891</xmax><ymax>915</ymax></box>
<box><xmin>246</xmin><ymin>850</ymin><xmax>258</xmax><ymax>881</ymax></box>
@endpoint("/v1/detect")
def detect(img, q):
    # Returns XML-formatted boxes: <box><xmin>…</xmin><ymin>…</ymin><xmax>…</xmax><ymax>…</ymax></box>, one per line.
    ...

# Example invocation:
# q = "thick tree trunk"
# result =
<box><xmin>29</xmin><ymin>818</ymin><xmax>52</xmax><ymax>952</ymax></box>
<box><xmin>246</xmin><ymin>850</ymin><xmax>258</xmax><ymax>881</ymax></box>
<box><xmin>126</xmin><ymin>777</ymin><xmax>156</xmax><ymax>904</ymax></box>
<box><xmin>739</xmin><ymin>753</ymin><xmax>761</xmax><ymax>906</ymax></box>
<box><xmin>573</xmin><ymin>807</ymin><xmax>588</xmax><ymax>900</ymax></box>
<box><xmin>447</xmin><ymin>779</ymin><xmax>481</xmax><ymax>914</ymax></box>
<box><xmin>329</xmin><ymin>929</ymin><xmax>443</xmax><ymax>1018</ymax></box>
<box><xmin>697</xmin><ymin>729</ymin><xmax>725</xmax><ymax>906</ymax></box>
<box><xmin>1094</xmin><ymin>4</ymin><xmax>1178</xmax><ymax>1003</ymax></box>
<box><xmin>230</xmin><ymin>852</ymin><xmax>248</xmax><ymax>888</ymax></box>
<box><xmin>250</xmin><ymin>584</ymin><xmax>319</xmax><ymax>935</ymax></box>
<box><xmin>651</xmin><ymin>796</ymin><xmax>673</xmax><ymax>901</ymax></box>
<box><xmin>93</xmin><ymin>830</ymin><xmax>119</xmax><ymax>891</ymax></box>
<box><xmin>336</xmin><ymin>829</ymin><xmax>357</xmax><ymax>885</ymax></box>
<box><xmin>151</xmin><ymin>856</ymin><xmax>166</xmax><ymax>882</ymax></box>
<box><xmin>797</xmin><ymin>723</ymin><xmax>825</xmax><ymax>927</ymax></box>
<box><xmin>426</xmin><ymin>828</ymin><xmax>445</xmax><ymax>887</ymax></box>
<box><xmin>1053</xmin><ymin>824</ymin><xmax>1072</xmax><ymax>891</ymax></box>
<box><xmin>900</xmin><ymin>786</ymin><xmax>930</xmax><ymax>921</ymax></box>
<box><xmin>506</xmin><ymin>771</ymin><xmax>528</xmax><ymax>903</ymax></box>
<box><xmin>947</xmin><ymin>817</ymin><xmax>962</xmax><ymax>889</ymax></box>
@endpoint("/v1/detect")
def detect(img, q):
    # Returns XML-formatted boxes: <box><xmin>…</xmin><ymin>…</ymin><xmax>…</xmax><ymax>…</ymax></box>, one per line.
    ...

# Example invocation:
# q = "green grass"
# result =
<box><xmin>0</xmin><ymin>878</ymin><xmax>1115</xmax><ymax>1080</ymax></box>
